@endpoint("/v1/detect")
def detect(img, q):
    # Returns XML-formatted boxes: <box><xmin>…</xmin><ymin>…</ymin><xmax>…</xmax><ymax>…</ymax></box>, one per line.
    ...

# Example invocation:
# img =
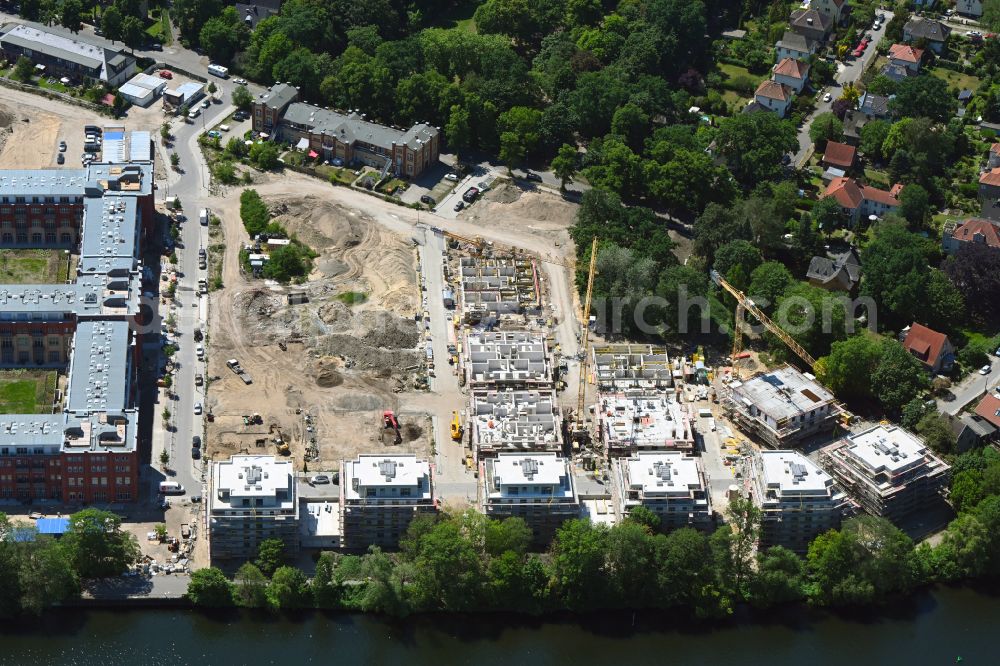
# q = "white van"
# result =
<box><xmin>697</xmin><ymin>408</ymin><xmax>712</xmax><ymax>418</ymax></box>
<box><xmin>159</xmin><ymin>481</ymin><xmax>185</xmax><ymax>494</ymax></box>
<box><xmin>199</xmin><ymin>208</ymin><xmax>209</xmax><ymax>226</ymax></box>
<box><xmin>207</xmin><ymin>64</ymin><xmax>229</xmax><ymax>78</ymax></box>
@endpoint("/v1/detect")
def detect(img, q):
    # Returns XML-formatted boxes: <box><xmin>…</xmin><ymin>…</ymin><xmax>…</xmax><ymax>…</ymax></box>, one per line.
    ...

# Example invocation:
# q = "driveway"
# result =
<box><xmin>793</xmin><ymin>10</ymin><xmax>893</xmax><ymax>166</ymax></box>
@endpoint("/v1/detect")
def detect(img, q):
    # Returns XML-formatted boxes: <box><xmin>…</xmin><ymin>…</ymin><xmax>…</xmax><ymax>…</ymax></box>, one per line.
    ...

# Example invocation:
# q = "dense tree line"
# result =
<box><xmin>0</xmin><ymin>509</ymin><xmax>140</xmax><ymax>618</ymax></box>
<box><xmin>238</xmin><ymin>189</ymin><xmax>316</xmax><ymax>282</ymax></box>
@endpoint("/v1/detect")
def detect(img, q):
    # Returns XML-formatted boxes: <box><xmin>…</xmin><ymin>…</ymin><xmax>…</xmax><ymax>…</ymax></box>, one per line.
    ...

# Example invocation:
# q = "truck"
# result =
<box><xmin>226</xmin><ymin>358</ymin><xmax>253</xmax><ymax>384</ymax></box>
<box><xmin>198</xmin><ymin>279</ymin><xmax>208</xmax><ymax>295</ymax></box>
<box><xmin>207</xmin><ymin>63</ymin><xmax>229</xmax><ymax>78</ymax></box>
<box><xmin>199</xmin><ymin>208</ymin><xmax>209</xmax><ymax>226</ymax></box>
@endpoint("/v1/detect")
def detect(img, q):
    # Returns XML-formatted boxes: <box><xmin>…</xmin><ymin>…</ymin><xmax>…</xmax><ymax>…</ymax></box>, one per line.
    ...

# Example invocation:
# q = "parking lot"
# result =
<box><xmin>433</xmin><ymin>169</ymin><xmax>501</xmax><ymax>219</ymax></box>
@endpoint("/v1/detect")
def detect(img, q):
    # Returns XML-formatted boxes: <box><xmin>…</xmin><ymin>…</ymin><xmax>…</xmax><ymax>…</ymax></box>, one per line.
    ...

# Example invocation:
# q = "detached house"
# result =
<box><xmin>821</xmin><ymin>176</ymin><xmax>900</xmax><ymax>225</ymax></box>
<box><xmin>979</xmin><ymin>168</ymin><xmax>1000</xmax><ymax>219</ymax></box>
<box><xmin>752</xmin><ymin>80</ymin><xmax>793</xmax><ymax>117</ymax></box>
<box><xmin>811</xmin><ymin>0</ymin><xmax>849</xmax><ymax>25</ymax></box>
<box><xmin>903</xmin><ymin>17</ymin><xmax>950</xmax><ymax>54</ymax></box>
<box><xmin>887</xmin><ymin>44</ymin><xmax>924</xmax><ymax>74</ymax></box>
<box><xmin>776</xmin><ymin>30</ymin><xmax>818</xmax><ymax>62</ymax></box>
<box><xmin>974</xmin><ymin>393</ymin><xmax>1000</xmax><ymax>431</ymax></box>
<box><xmin>901</xmin><ymin>323</ymin><xmax>955</xmax><ymax>374</ymax></box>
<box><xmin>821</xmin><ymin>141</ymin><xmax>856</xmax><ymax>171</ymax></box>
<box><xmin>773</xmin><ymin>58</ymin><xmax>810</xmax><ymax>93</ymax></box>
<box><xmin>806</xmin><ymin>249</ymin><xmax>861</xmax><ymax>292</ymax></box>
<box><xmin>989</xmin><ymin>143</ymin><xmax>1000</xmax><ymax>169</ymax></box>
<box><xmin>942</xmin><ymin>218</ymin><xmax>1000</xmax><ymax>254</ymax></box>
<box><xmin>790</xmin><ymin>9</ymin><xmax>833</xmax><ymax>41</ymax></box>
<box><xmin>956</xmin><ymin>0</ymin><xmax>984</xmax><ymax>19</ymax></box>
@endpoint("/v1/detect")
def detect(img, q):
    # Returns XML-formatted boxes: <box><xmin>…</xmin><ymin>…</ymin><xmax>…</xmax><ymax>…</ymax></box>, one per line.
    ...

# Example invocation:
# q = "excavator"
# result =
<box><xmin>450</xmin><ymin>411</ymin><xmax>463</xmax><ymax>441</ymax></box>
<box><xmin>383</xmin><ymin>410</ymin><xmax>402</xmax><ymax>445</ymax></box>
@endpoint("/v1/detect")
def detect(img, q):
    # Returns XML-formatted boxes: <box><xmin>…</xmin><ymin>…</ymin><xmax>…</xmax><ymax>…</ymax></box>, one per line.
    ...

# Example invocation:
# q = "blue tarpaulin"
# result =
<box><xmin>36</xmin><ymin>517</ymin><xmax>70</xmax><ymax>535</ymax></box>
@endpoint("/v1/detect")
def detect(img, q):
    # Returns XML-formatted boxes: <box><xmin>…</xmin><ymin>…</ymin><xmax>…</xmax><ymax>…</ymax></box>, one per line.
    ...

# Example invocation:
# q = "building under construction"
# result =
<box><xmin>612</xmin><ymin>451</ymin><xmax>712</xmax><ymax>530</ymax></box>
<box><xmin>724</xmin><ymin>365</ymin><xmax>840</xmax><ymax>448</ymax></box>
<box><xmin>459</xmin><ymin>255</ymin><xmax>540</xmax><ymax>324</ymax></box>
<box><xmin>464</xmin><ymin>331</ymin><xmax>552</xmax><ymax>389</ymax></box>
<box><xmin>470</xmin><ymin>389</ymin><xmax>562</xmax><ymax>459</ymax></box>
<box><xmin>592</xmin><ymin>344</ymin><xmax>672</xmax><ymax>390</ymax></box>
<box><xmin>747</xmin><ymin>449</ymin><xmax>849</xmax><ymax>553</ymax></box>
<box><xmin>596</xmin><ymin>391</ymin><xmax>694</xmax><ymax>455</ymax></box>
<box><xmin>819</xmin><ymin>424</ymin><xmax>951</xmax><ymax>522</ymax></box>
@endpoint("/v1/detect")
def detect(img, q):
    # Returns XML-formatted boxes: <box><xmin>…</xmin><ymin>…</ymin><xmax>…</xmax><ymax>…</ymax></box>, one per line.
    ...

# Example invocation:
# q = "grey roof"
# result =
<box><xmin>790</xmin><ymin>9</ymin><xmax>832</xmax><ymax>32</ymax></box>
<box><xmin>904</xmin><ymin>17</ymin><xmax>951</xmax><ymax>42</ymax></box>
<box><xmin>843</xmin><ymin>110</ymin><xmax>869</xmax><ymax>138</ymax></box>
<box><xmin>282</xmin><ymin>102</ymin><xmax>438</xmax><ymax>151</ymax></box>
<box><xmin>858</xmin><ymin>92</ymin><xmax>890</xmax><ymax>117</ymax></box>
<box><xmin>881</xmin><ymin>63</ymin><xmax>916</xmax><ymax>83</ymax></box>
<box><xmin>0</xmin><ymin>23</ymin><xmax>134</xmax><ymax>81</ymax></box>
<box><xmin>66</xmin><ymin>321</ymin><xmax>130</xmax><ymax>413</ymax></box>
<box><xmin>236</xmin><ymin>0</ymin><xmax>282</xmax><ymax>28</ymax></box>
<box><xmin>259</xmin><ymin>83</ymin><xmax>298</xmax><ymax>111</ymax></box>
<box><xmin>776</xmin><ymin>30</ymin><xmax>817</xmax><ymax>53</ymax></box>
<box><xmin>952</xmin><ymin>413</ymin><xmax>997</xmax><ymax>438</ymax></box>
<box><xmin>806</xmin><ymin>250</ymin><xmax>861</xmax><ymax>287</ymax></box>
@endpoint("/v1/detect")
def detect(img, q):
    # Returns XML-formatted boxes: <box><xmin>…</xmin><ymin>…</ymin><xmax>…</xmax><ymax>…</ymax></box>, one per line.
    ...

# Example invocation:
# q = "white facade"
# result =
<box><xmin>613</xmin><ymin>451</ymin><xmax>712</xmax><ymax>530</ymax></box>
<box><xmin>597</xmin><ymin>391</ymin><xmax>694</xmax><ymax>454</ymax></box>
<box><xmin>481</xmin><ymin>453</ymin><xmax>580</xmax><ymax>544</ymax></box>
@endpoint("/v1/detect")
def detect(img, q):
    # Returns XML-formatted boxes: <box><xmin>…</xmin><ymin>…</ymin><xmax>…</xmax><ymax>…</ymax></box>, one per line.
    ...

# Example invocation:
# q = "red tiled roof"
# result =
<box><xmin>863</xmin><ymin>183</ymin><xmax>901</xmax><ymax>206</ymax></box>
<box><xmin>821</xmin><ymin>177</ymin><xmax>899</xmax><ymax>209</ymax></box>
<box><xmin>990</xmin><ymin>143</ymin><xmax>1000</xmax><ymax>155</ymax></box>
<box><xmin>888</xmin><ymin>43</ymin><xmax>924</xmax><ymax>63</ymax></box>
<box><xmin>903</xmin><ymin>323</ymin><xmax>950</xmax><ymax>369</ymax></box>
<box><xmin>774</xmin><ymin>57</ymin><xmax>809</xmax><ymax>79</ymax></box>
<box><xmin>889</xmin><ymin>183</ymin><xmax>904</xmax><ymax>197</ymax></box>
<box><xmin>822</xmin><ymin>141</ymin><xmax>856</xmax><ymax>168</ymax></box>
<box><xmin>975</xmin><ymin>394</ymin><xmax>1000</xmax><ymax>429</ymax></box>
<box><xmin>755</xmin><ymin>80</ymin><xmax>790</xmax><ymax>101</ymax></box>
<box><xmin>980</xmin><ymin>168</ymin><xmax>1000</xmax><ymax>186</ymax></box>
<box><xmin>951</xmin><ymin>218</ymin><xmax>1000</xmax><ymax>249</ymax></box>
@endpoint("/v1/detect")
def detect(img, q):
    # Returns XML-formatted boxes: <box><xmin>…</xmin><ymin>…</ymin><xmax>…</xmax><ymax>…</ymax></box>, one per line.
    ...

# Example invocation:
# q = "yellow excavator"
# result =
<box><xmin>450</xmin><ymin>411</ymin><xmax>463</xmax><ymax>441</ymax></box>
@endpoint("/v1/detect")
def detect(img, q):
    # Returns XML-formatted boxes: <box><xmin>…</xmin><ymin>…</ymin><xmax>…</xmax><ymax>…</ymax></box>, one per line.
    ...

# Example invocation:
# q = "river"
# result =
<box><xmin>0</xmin><ymin>586</ymin><xmax>994</xmax><ymax>665</ymax></box>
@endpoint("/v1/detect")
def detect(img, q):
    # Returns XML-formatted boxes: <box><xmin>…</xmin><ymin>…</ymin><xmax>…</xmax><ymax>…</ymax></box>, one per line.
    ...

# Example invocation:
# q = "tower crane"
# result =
<box><xmin>709</xmin><ymin>270</ymin><xmax>816</xmax><ymax>379</ymax></box>
<box><xmin>573</xmin><ymin>237</ymin><xmax>599</xmax><ymax>439</ymax></box>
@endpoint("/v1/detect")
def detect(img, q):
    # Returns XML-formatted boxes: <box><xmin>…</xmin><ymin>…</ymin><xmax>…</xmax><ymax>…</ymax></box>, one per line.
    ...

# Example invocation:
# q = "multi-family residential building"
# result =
<box><xmin>236</xmin><ymin>0</ymin><xmax>282</xmax><ymax>28</ymax></box>
<box><xmin>612</xmin><ymin>451</ymin><xmax>712</xmax><ymax>530</ymax></box>
<box><xmin>748</xmin><ymin>449</ymin><xmax>848</xmax><ymax>553</ymax></box>
<box><xmin>209</xmin><ymin>455</ymin><xmax>298</xmax><ymax>559</ymax></box>
<box><xmin>0</xmin><ymin>23</ymin><xmax>137</xmax><ymax>87</ymax></box>
<box><xmin>470</xmin><ymin>389</ymin><xmax>562</xmax><ymax>459</ymax></box>
<box><xmin>0</xmin><ymin>160</ymin><xmax>154</xmax><ymax>504</ymax></box>
<box><xmin>340</xmin><ymin>454</ymin><xmax>437</xmax><ymax>550</ymax></box>
<box><xmin>821</xmin><ymin>176</ymin><xmax>901</xmax><ymax>225</ymax></box>
<box><xmin>464</xmin><ymin>331</ymin><xmax>552</xmax><ymax>390</ymax></box>
<box><xmin>253</xmin><ymin>84</ymin><xmax>440</xmax><ymax>178</ymax></box>
<box><xmin>591</xmin><ymin>344</ymin><xmax>672</xmax><ymax>391</ymax></box>
<box><xmin>806</xmin><ymin>248</ymin><xmax>861</xmax><ymax>292</ymax></box>
<box><xmin>480</xmin><ymin>453</ymin><xmax>580</xmax><ymax>545</ymax></box>
<box><xmin>596</xmin><ymin>391</ymin><xmax>694</xmax><ymax>455</ymax></box>
<box><xmin>819</xmin><ymin>425</ymin><xmax>950</xmax><ymax>521</ymax></box>
<box><xmin>956</xmin><ymin>0</ymin><xmax>984</xmax><ymax>18</ymax></box>
<box><xmin>726</xmin><ymin>366</ymin><xmax>840</xmax><ymax>448</ymax></box>
<box><xmin>978</xmin><ymin>168</ymin><xmax>1000</xmax><ymax>219</ymax></box>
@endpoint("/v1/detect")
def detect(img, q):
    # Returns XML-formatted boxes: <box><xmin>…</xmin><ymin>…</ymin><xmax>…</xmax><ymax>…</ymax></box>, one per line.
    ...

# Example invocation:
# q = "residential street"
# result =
<box><xmin>938</xmin><ymin>363</ymin><xmax>1000</xmax><ymax>416</ymax></box>
<box><xmin>793</xmin><ymin>11</ymin><xmax>893</xmax><ymax>166</ymax></box>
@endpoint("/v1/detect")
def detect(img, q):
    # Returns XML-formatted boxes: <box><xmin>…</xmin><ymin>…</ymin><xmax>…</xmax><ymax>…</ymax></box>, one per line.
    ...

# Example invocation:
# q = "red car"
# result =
<box><xmin>158</xmin><ymin>70</ymin><xmax>173</xmax><ymax>79</ymax></box>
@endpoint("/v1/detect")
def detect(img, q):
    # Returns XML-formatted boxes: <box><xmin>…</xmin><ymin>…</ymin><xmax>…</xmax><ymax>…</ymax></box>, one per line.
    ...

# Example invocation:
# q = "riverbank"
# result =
<box><xmin>0</xmin><ymin>586</ymin><xmax>996</xmax><ymax>665</ymax></box>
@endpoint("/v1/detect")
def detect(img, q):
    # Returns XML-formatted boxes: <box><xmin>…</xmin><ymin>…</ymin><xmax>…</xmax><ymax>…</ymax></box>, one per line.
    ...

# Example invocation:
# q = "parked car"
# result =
<box><xmin>58</xmin><ymin>140</ymin><xmax>66</xmax><ymax>152</ymax></box>
<box><xmin>194</xmin><ymin>402</ymin><xmax>203</xmax><ymax>415</ymax></box>
<box><xmin>980</xmin><ymin>364</ymin><xmax>992</xmax><ymax>375</ymax></box>
<box><xmin>202</xmin><ymin>99</ymin><xmax>211</xmax><ymax>108</ymax></box>
<box><xmin>207</xmin><ymin>130</ymin><xmax>221</xmax><ymax>139</ymax></box>
<box><xmin>56</xmin><ymin>153</ymin><xmax>64</xmax><ymax>164</ymax></box>
<box><xmin>823</xmin><ymin>92</ymin><xmax>832</xmax><ymax>102</ymax></box>
<box><xmin>444</xmin><ymin>173</ymin><xmax>459</xmax><ymax>181</ymax></box>
<box><xmin>232</xmin><ymin>110</ymin><xmax>249</xmax><ymax>121</ymax></box>
<box><xmin>462</xmin><ymin>186</ymin><xmax>479</xmax><ymax>202</ymax></box>
<box><xmin>193</xmin><ymin>436</ymin><xmax>202</xmax><ymax>449</ymax></box>
<box><xmin>311</xmin><ymin>475</ymin><xmax>331</xmax><ymax>484</ymax></box>
<box><xmin>188</xmin><ymin>108</ymin><xmax>200</xmax><ymax>119</ymax></box>
<box><xmin>524</xmin><ymin>171</ymin><xmax>542</xmax><ymax>182</ymax></box>
<box><xmin>453</xmin><ymin>200</ymin><xmax>465</xmax><ymax>212</ymax></box>
<box><xmin>191</xmin><ymin>447</ymin><xmax>201</xmax><ymax>459</ymax></box>
<box><xmin>420</xmin><ymin>194</ymin><xmax>435</xmax><ymax>205</ymax></box>
<box><xmin>158</xmin><ymin>70</ymin><xmax>173</xmax><ymax>79</ymax></box>
<box><xmin>234</xmin><ymin>78</ymin><xmax>247</xmax><ymax>85</ymax></box>
<box><xmin>219</xmin><ymin>124</ymin><xmax>230</xmax><ymax>132</ymax></box>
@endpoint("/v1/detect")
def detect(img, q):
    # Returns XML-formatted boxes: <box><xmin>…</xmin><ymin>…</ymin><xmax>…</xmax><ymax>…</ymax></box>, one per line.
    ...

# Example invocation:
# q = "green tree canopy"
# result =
<box><xmin>187</xmin><ymin>567</ymin><xmax>235</xmax><ymax>607</ymax></box>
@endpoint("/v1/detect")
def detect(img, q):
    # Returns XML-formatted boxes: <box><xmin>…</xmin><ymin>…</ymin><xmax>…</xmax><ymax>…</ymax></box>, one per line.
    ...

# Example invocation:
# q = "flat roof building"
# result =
<box><xmin>612</xmin><ymin>451</ymin><xmax>712</xmax><ymax>531</ymax></box>
<box><xmin>819</xmin><ymin>425</ymin><xmax>951</xmax><ymax>522</ymax></box>
<box><xmin>464</xmin><ymin>331</ymin><xmax>552</xmax><ymax>389</ymax></box>
<box><xmin>340</xmin><ymin>454</ymin><xmax>436</xmax><ymax>550</ymax></box>
<box><xmin>596</xmin><ymin>391</ymin><xmax>694</xmax><ymax>455</ymax></box>
<box><xmin>459</xmin><ymin>256</ymin><xmax>540</xmax><ymax>324</ymax></box>
<box><xmin>592</xmin><ymin>344</ymin><xmax>672</xmax><ymax>390</ymax></box>
<box><xmin>725</xmin><ymin>365</ymin><xmax>840</xmax><ymax>448</ymax></box>
<box><xmin>0</xmin><ymin>23</ymin><xmax>136</xmax><ymax>87</ymax></box>
<box><xmin>481</xmin><ymin>452</ymin><xmax>580</xmax><ymax>545</ymax></box>
<box><xmin>470</xmin><ymin>389</ymin><xmax>561</xmax><ymax>458</ymax></box>
<box><xmin>748</xmin><ymin>449</ymin><xmax>848</xmax><ymax>553</ymax></box>
<box><xmin>209</xmin><ymin>455</ymin><xmax>298</xmax><ymax>560</ymax></box>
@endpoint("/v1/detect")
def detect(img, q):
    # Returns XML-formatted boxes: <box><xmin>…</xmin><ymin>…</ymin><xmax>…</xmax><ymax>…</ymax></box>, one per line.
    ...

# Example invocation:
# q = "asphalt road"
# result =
<box><xmin>793</xmin><ymin>11</ymin><xmax>893</xmax><ymax>166</ymax></box>
<box><xmin>938</xmin><ymin>360</ymin><xmax>1000</xmax><ymax>416</ymax></box>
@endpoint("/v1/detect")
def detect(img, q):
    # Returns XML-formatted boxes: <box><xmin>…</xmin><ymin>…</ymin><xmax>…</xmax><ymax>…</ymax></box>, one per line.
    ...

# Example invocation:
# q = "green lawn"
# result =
<box><xmin>0</xmin><ymin>371</ymin><xmax>57</xmax><ymax>415</ymax></box>
<box><xmin>720</xmin><ymin>89</ymin><xmax>749</xmax><ymax>107</ymax></box>
<box><xmin>863</xmin><ymin>168</ymin><xmax>891</xmax><ymax>188</ymax></box>
<box><xmin>316</xmin><ymin>165</ymin><xmax>357</xmax><ymax>185</ymax></box>
<box><xmin>718</xmin><ymin>62</ymin><xmax>767</xmax><ymax>85</ymax></box>
<box><xmin>335</xmin><ymin>291</ymin><xmax>368</xmax><ymax>306</ymax></box>
<box><xmin>431</xmin><ymin>3</ymin><xmax>478</xmax><ymax>32</ymax></box>
<box><xmin>0</xmin><ymin>250</ymin><xmax>71</xmax><ymax>283</ymax></box>
<box><xmin>930</xmin><ymin>67</ymin><xmax>982</xmax><ymax>94</ymax></box>
<box><xmin>146</xmin><ymin>10</ymin><xmax>173</xmax><ymax>46</ymax></box>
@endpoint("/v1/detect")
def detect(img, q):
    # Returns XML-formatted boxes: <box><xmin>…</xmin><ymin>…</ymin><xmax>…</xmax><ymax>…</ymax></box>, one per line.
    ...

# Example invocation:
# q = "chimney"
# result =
<box><xmin>806</xmin><ymin>17</ymin><xmax>813</xmax><ymax>25</ymax></box>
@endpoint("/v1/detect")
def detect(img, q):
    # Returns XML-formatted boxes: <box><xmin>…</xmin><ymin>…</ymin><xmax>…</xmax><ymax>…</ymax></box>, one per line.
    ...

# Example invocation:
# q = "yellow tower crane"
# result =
<box><xmin>710</xmin><ymin>270</ymin><xmax>816</xmax><ymax>379</ymax></box>
<box><xmin>574</xmin><ymin>237</ymin><xmax>599</xmax><ymax>438</ymax></box>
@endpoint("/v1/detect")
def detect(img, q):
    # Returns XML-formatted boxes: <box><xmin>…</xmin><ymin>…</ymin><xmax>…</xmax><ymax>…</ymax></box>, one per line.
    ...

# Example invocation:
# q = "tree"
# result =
<box><xmin>263</xmin><ymin>244</ymin><xmax>310</xmax><ymax>282</ymax></box>
<box><xmin>159</xmin><ymin>448</ymin><xmax>169</xmax><ymax>467</ymax></box>
<box><xmin>748</xmin><ymin>262</ymin><xmax>794</xmax><ymax>311</ymax></box>
<box><xmin>255</xmin><ymin>538</ymin><xmax>285</xmax><ymax>577</ymax></box>
<box><xmin>17</xmin><ymin>537</ymin><xmax>78</xmax><ymax>615</ymax></box>
<box><xmin>810</xmin><ymin>112</ymin><xmax>844</xmax><ymax>148</ymax></box>
<box><xmin>898</xmin><ymin>184</ymin><xmax>930</xmax><ymax>227</ymax></box>
<box><xmin>61</xmin><ymin>509</ymin><xmax>139</xmax><ymax>579</ymax></box>
<box><xmin>625</xmin><ymin>506</ymin><xmax>661</xmax><ymax>531</ymax></box>
<box><xmin>550</xmin><ymin>519</ymin><xmax>609</xmax><ymax>610</ymax></box>
<box><xmin>610</xmin><ymin>102</ymin><xmax>650</xmax><ymax>151</ymax></box>
<box><xmin>934</xmin><ymin>513</ymin><xmax>990</xmax><ymax>581</ymax></box>
<box><xmin>240</xmin><ymin>189</ymin><xmax>271</xmax><ymax>236</ymax></box>
<box><xmin>266</xmin><ymin>565</ymin><xmax>311</xmax><ymax>609</ymax></box>
<box><xmin>484</xmin><ymin>517</ymin><xmax>532</xmax><ymax>557</ymax></box>
<box><xmin>694</xmin><ymin>201</ymin><xmax>751</xmax><ymax>264</ymax></box>
<box><xmin>750</xmin><ymin>546</ymin><xmax>805</xmax><ymax>608</ymax></box>
<box><xmin>916</xmin><ymin>411</ymin><xmax>957</xmax><ymax>454</ymax></box>
<box><xmin>12</xmin><ymin>56</ymin><xmax>34</xmax><ymax>83</ymax></box>
<box><xmin>170</xmin><ymin>153</ymin><xmax>180</xmax><ymax>168</ymax></box>
<box><xmin>232</xmin><ymin>85</ymin><xmax>254</xmax><ymax>111</ymax></box>
<box><xmin>200</xmin><ymin>15</ymin><xmax>241</xmax><ymax>64</ymax></box>
<box><xmin>860</xmin><ymin>222</ymin><xmax>935</xmax><ymax>328</ymax></box>
<box><xmin>890</xmin><ymin>75</ymin><xmax>954</xmax><ymax>122</ymax></box>
<box><xmin>657</xmin><ymin>264</ymin><xmax>711</xmax><ymax>336</ymax></box>
<box><xmin>944</xmin><ymin>242</ymin><xmax>1000</xmax><ymax>324</ymax></box>
<box><xmin>985</xmin><ymin>0</ymin><xmax>1000</xmax><ymax>31</ymax></box>
<box><xmin>772</xmin><ymin>282</ymin><xmax>846</xmax><ymax>360</ymax></box>
<box><xmin>101</xmin><ymin>6</ymin><xmax>124</xmax><ymax>42</ymax></box>
<box><xmin>714</xmin><ymin>498</ymin><xmax>761</xmax><ymax>600</ymax></box>
<box><xmin>715</xmin><ymin>112</ymin><xmax>798</xmax><ymax>189</ymax></box>
<box><xmin>870</xmin><ymin>339</ymin><xmax>930</xmax><ymax>414</ymax></box>
<box><xmin>714</xmin><ymin>240</ymin><xmax>762</xmax><ymax>290</ymax></box>
<box><xmin>859</xmin><ymin>119</ymin><xmax>891</xmax><ymax>163</ymax></box>
<box><xmin>444</xmin><ymin>105</ymin><xmax>471</xmax><ymax>158</ymax></box>
<box><xmin>233</xmin><ymin>563</ymin><xmax>268</xmax><ymax>607</ymax></box>
<box><xmin>550</xmin><ymin>143</ymin><xmax>578</xmax><ymax>191</ymax></box>
<box><xmin>407</xmin><ymin>519</ymin><xmax>482</xmax><ymax>611</ymax></box>
<box><xmin>249</xmin><ymin>142</ymin><xmax>281</xmax><ymax>170</ymax></box>
<box><xmin>817</xmin><ymin>333</ymin><xmax>884</xmax><ymax>401</ymax></box>
<box><xmin>312</xmin><ymin>552</ymin><xmax>341</xmax><ymax>608</ymax></box>
<box><xmin>187</xmin><ymin>567</ymin><xmax>234</xmax><ymax>607</ymax></box>
<box><xmin>121</xmin><ymin>15</ymin><xmax>146</xmax><ymax>51</ymax></box>
<box><xmin>59</xmin><ymin>0</ymin><xmax>84</xmax><ymax>32</ymax></box>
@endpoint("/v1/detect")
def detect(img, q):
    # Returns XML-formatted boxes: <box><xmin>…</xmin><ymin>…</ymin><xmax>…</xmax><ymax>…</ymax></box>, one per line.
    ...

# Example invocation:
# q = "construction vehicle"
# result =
<box><xmin>710</xmin><ymin>270</ymin><xmax>816</xmax><ymax>380</ymax></box>
<box><xmin>270</xmin><ymin>424</ymin><xmax>290</xmax><ymax>455</ymax></box>
<box><xmin>383</xmin><ymin>410</ymin><xmax>402</xmax><ymax>445</ymax></box>
<box><xmin>572</xmin><ymin>238</ymin><xmax>599</xmax><ymax>441</ymax></box>
<box><xmin>450</xmin><ymin>411</ymin><xmax>463</xmax><ymax>441</ymax></box>
<box><xmin>226</xmin><ymin>358</ymin><xmax>253</xmax><ymax>384</ymax></box>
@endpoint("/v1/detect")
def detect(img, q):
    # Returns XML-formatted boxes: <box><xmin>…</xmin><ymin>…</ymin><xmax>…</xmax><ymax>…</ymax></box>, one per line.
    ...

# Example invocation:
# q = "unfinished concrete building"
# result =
<box><xmin>819</xmin><ymin>425</ymin><xmax>951</xmax><ymax>522</ymax></box>
<box><xmin>748</xmin><ymin>449</ymin><xmax>849</xmax><ymax>553</ymax></box>
<box><xmin>612</xmin><ymin>451</ymin><xmax>712</xmax><ymax>530</ymax></box>
<box><xmin>592</xmin><ymin>344</ymin><xmax>672</xmax><ymax>390</ymax></box>
<box><xmin>340</xmin><ymin>454</ymin><xmax>437</xmax><ymax>551</ymax></box>
<box><xmin>471</xmin><ymin>389</ymin><xmax>561</xmax><ymax>459</ymax></box>
<box><xmin>480</xmin><ymin>452</ymin><xmax>580</xmax><ymax>545</ymax></box>
<box><xmin>725</xmin><ymin>365</ymin><xmax>840</xmax><ymax>448</ymax></box>
<box><xmin>465</xmin><ymin>331</ymin><xmax>552</xmax><ymax>389</ymax></box>
<box><xmin>459</xmin><ymin>256</ymin><xmax>540</xmax><ymax>324</ymax></box>
<box><xmin>596</xmin><ymin>392</ymin><xmax>694</xmax><ymax>455</ymax></box>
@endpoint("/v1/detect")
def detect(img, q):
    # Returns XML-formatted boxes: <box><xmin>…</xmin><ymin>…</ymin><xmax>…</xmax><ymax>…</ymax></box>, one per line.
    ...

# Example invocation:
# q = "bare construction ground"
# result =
<box><xmin>206</xmin><ymin>193</ymin><xmax>432</xmax><ymax>470</ymax></box>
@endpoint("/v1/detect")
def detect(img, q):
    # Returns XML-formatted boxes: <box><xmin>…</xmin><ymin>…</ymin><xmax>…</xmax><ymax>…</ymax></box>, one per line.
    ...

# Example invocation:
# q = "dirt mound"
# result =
<box><xmin>0</xmin><ymin>105</ymin><xmax>15</xmax><ymax>128</ymax></box>
<box><xmin>401</xmin><ymin>423</ymin><xmax>423</xmax><ymax>441</ymax></box>
<box><xmin>358</xmin><ymin>311</ymin><xmax>421</xmax><ymax>349</ymax></box>
<box><xmin>486</xmin><ymin>182</ymin><xmax>521</xmax><ymax>204</ymax></box>
<box><xmin>316</xmin><ymin>369</ymin><xmax>343</xmax><ymax>388</ymax></box>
